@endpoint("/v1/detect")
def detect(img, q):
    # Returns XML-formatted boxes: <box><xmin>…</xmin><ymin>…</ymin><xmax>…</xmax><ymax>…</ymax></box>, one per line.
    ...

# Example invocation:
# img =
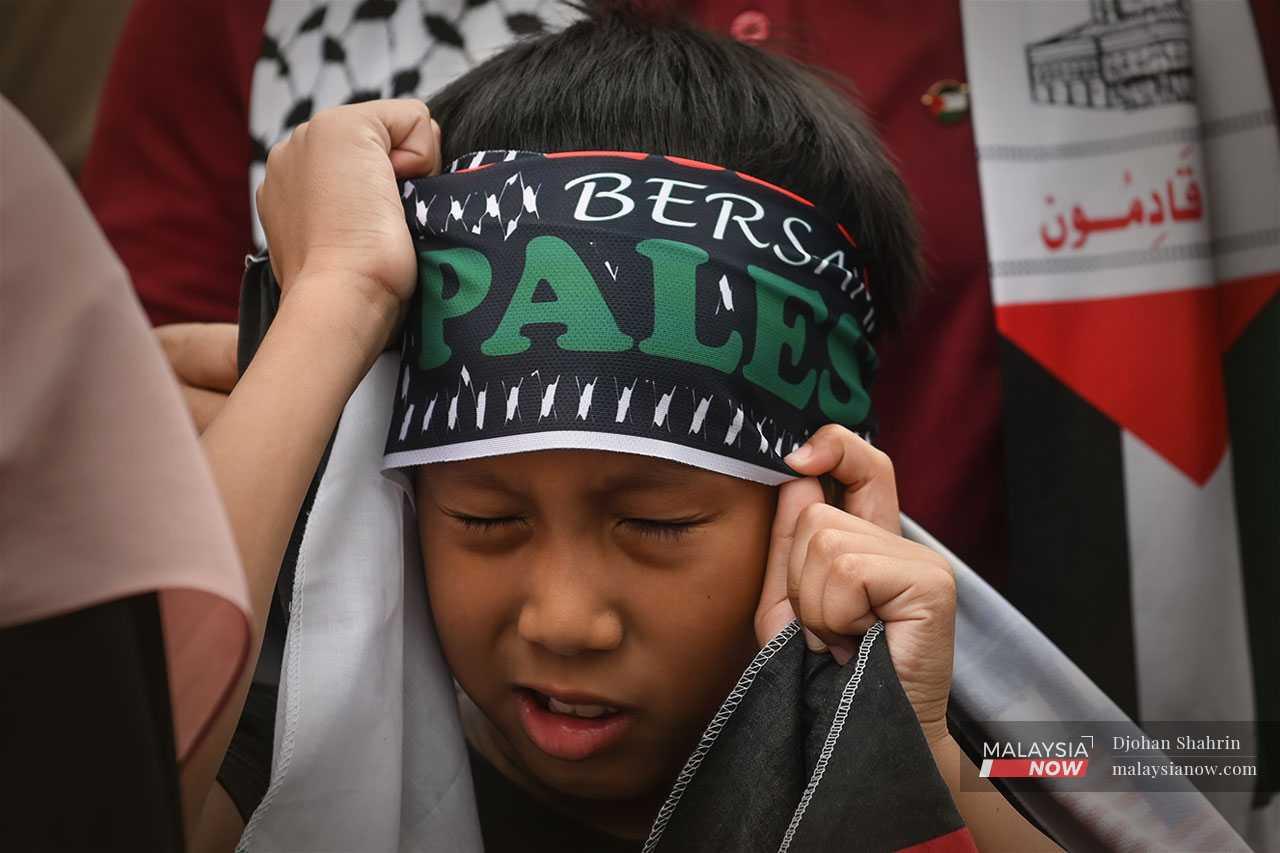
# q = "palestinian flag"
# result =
<box><xmin>962</xmin><ymin>0</ymin><xmax>1279</xmax><ymax>845</ymax></box>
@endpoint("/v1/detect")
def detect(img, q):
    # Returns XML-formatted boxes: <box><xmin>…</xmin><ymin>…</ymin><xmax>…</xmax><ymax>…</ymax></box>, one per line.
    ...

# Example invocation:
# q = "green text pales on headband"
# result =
<box><xmin>417</xmin><ymin>236</ymin><xmax>871</xmax><ymax>424</ymax></box>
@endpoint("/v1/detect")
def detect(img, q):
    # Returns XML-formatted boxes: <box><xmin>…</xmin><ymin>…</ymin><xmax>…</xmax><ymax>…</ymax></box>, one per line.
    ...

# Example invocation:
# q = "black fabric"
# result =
<box><xmin>236</xmin><ymin>250</ymin><xmax>279</xmax><ymax>378</ymax></box>
<box><xmin>220</xmin><ymin>674</ymin><xmax>978</xmax><ymax>851</ymax></box>
<box><xmin>647</xmin><ymin>623</ymin><xmax>969</xmax><ymax>852</ymax></box>
<box><xmin>1000</xmin><ymin>339</ymin><xmax>1139</xmax><ymax>721</ymax></box>
<box><xmin>0</xmin><ymin>593</ymin><xmax>185</xmax><ymax>852</ymax></box>
<box><xmin>467</xmin><ymin>744</ymin><xmax>640</xmax><ymax>853</ymax></box>
<box><xmin>217</xmin><ymin>679</ymin><xmax>279</xmax><ymax>824</ymax></box>
<box><xmin>387</xmin><ymin>151</ymin><xmax>878</xmax><ymax>480</ymax></box>
<box><xmin>1223</xmin><ymin>294</ymin><xmax>1280</xmax><ymax>806</ymax></box>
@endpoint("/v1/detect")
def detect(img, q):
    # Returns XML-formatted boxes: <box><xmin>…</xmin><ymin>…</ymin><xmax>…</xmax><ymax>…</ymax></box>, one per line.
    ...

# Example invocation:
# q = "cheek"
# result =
<box><xmin>633</xmin><ymin>516</ymin><xmax>772</xmax><ymax>721</ymax></box>
<box><xmin>420</xmin><ymin>522</ymin><xmax>513</xmax><ymax>695</ymax></box>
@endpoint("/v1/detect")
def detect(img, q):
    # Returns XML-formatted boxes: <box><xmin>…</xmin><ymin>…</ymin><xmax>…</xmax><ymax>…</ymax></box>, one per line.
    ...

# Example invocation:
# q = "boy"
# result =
<box><xmin>190</xmin><ymin>7</ymin><xmax>1057</xmax><ymax>851</ymax></box>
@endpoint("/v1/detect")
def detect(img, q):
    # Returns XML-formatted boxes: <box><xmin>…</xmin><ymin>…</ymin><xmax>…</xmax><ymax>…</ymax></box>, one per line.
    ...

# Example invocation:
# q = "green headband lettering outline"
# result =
<box><xmin>415</xmin><ymin>237</ymin><xmax>870</xmax><ymax>423</ymax></box>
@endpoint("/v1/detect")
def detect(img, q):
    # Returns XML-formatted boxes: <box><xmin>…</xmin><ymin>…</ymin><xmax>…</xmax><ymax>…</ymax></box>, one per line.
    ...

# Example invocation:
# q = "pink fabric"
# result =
<box><xmin>0</xmin><ymin>97</ymin><xmax>251</xmax><ymax>761</ymax></box>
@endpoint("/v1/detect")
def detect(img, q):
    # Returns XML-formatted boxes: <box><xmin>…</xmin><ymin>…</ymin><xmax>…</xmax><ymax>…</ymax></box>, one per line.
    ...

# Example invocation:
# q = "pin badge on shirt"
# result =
<box><xmin>921</xmin><ymin>80</ymin><xmax>969</xmax><ymax>124</ymax></box>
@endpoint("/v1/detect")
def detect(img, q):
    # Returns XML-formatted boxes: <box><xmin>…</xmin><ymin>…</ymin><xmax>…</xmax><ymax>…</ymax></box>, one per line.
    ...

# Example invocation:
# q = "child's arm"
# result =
<box><xmin>180</xmin><ymin>99</ymin><xmax>440</xmax><ymax>848</ymax></box>
<box><xmin>155</xmin><ymin>322</ymin><xmax>239</xmax><ymax>433</ymax></box>
<box><xmin>929</xmin><ymin>734</ymin><xmax>1063</xmax><ymax>852</ymax></box>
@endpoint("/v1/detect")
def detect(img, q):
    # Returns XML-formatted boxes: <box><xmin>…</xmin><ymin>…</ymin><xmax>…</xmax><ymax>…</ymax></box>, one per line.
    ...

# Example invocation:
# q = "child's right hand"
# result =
<box><xmin>255</xmin><ymin>99</ymin><xmax>442</xmax><ymax>357</ymax></box>
<box><xmin>755</xmin><ymin>425</ymin><xmax>957</xmax><ymax>747</ymax></box>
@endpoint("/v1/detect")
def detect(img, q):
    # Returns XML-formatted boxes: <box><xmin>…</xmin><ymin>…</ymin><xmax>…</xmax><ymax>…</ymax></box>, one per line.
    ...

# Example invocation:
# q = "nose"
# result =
<box><xmin>516</xmin><ymin>554</ymin><xmax>623</xmax><ymax>656</ymax></box>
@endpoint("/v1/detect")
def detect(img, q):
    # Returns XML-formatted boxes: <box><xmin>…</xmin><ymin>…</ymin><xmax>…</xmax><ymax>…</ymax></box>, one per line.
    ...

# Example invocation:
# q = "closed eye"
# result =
<box><xmin>620</xmin><ymin>516</ymin><xmax>711</xmax><ymax>540</ymax></box>
<box><xmin>446</xmin><ymin>512</ymin><xmax>528</xmax><ymax>532</ymax></box>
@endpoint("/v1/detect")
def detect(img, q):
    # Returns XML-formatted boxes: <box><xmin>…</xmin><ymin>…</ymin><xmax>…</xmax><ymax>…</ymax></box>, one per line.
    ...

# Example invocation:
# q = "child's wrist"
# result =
<box><xmin>926</xmin><ymin>728</ymin><xmax>958</xmax><ymax>785</ymax></box>
<box><xmin>281</xmin><ymin>270</ymin><xmax>402</xmax><ymax>367</ymax></box>
<box><xmin>921</xmin><ymin>718</ymin><xmax>951</xmax><ymax>749</ymax></box>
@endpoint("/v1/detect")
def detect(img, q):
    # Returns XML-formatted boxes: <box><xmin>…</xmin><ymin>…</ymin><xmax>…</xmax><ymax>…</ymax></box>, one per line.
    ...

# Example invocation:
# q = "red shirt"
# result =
<box><xmin>80</xmin><ymin>0</ymin><xmax>265</xmax><ymax>326</ymax></box>
<box><xmin>79</xmin><ymin>0</ymin><xmax>1014</xmax><ymax>584</ymax></box>
<box><xmin>689</xmin><ymin>1</ymin><xmax>1009</xmax><ymax>583</ymax></box>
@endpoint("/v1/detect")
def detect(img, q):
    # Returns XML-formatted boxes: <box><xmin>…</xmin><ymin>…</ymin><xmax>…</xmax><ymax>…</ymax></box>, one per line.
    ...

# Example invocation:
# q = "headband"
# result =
<box><xmin>384</xmin><ymin>150</ymin><xmax>878</xmax><ymax>484</ymax></box>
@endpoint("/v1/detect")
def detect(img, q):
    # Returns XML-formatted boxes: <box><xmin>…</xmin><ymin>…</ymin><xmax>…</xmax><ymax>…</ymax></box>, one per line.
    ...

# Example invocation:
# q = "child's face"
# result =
<box><xmin>415</xmin><ymin>449</ymin><xmax>775</xmax><ymax>803</ymax></box>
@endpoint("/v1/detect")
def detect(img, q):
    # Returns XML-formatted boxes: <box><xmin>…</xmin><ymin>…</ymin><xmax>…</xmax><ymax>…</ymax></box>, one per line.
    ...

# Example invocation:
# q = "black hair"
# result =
<box><xmin>427</xmin><ymin>2</ymin><xmax>920</xmax><ymax>333</ymax></box>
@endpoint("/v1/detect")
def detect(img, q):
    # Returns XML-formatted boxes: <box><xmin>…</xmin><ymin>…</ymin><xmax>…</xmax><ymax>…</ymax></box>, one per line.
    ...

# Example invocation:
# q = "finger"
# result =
<box><xmin>794</xmin><ymin>528</ymin><xmax>873</xmax><ymax>654</ymax></box>
<box><xmin>787</xmin><ymin>504</ymin><xmax>842</xmax><ymax>649</ymax></box>
<box><xmin>823</xmin><ymin>551</ymin><xmax>880</xmax><ymax>665</ymax></box>
<box><xmin>821</xmin><ymin>551</ymin><xmax>954</xmax><ymax>667</ymax></box>
<box><xmin>156</xmin><ymin>323</ymin><xmax>239</xmax><ymax>391</ymax></box>
<box><xmin>788</xmin><ymin>504</ymin><xmax>839</xmax><ymax>617</ymax></box>
<box><xmin>181</xmin><ymin>385</ymin><xmax>229</xmax><ymax>434</ymax></box>
<box><xmin>351</xmin><ymin>99</ymin><xmax>441</xmax><ymax>178</ymax></box>
<box><xmin>821</xmin><ymin>553</ymin><xmax>880</xmax><ymax>639</ymax></box>
<box><xmin>789</xmin><ymin>512</ymin><xmax>947</xmax><ymax>656</ymax></box>
<box><xmin>797</xmin><ymin>529</ymin><xmax>845</xmax><ymax>653</ymax></box>
<box><xmin>824</xmin><ymin>552</ymin><xmax>955</xmax><ymax>634</ymax></box>
<box><xmin>388</xmin><ymin>115</ymin><xmax>439</xmax><ymax>178</ymax></box>
<box><xmin>785</xmin><ymin>424</ymin><xmax>899</xmax><ymax>533</ymax></box>
<box><xmin>791</xmin><ymin>508</ymin><xmax>919</xmax><ymax>559</ymax></box>
<box><xmin>754</xmin><ymin>475</ymin><xmax>825</xmax><ymax>646</ymax></box>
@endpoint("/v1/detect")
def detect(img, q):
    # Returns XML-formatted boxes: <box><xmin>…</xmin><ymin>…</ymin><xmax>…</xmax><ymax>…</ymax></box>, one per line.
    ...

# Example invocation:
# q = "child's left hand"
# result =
<box><xmin>754</xmin><ymin>424</ymin><xmax>956</xmax><ymax>746</ymax></box>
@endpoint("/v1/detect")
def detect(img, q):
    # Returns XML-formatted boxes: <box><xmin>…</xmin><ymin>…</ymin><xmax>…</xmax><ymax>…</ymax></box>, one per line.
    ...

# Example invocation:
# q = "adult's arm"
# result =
<box><xmin>1</xmin><ymin>96</ymin><xmax>253</xmax><ymax>848</ymax></box>
<box><xmin>80</xmin><ymin>0</ymin><xmax>269</xmax><ymax>325</ymax></box>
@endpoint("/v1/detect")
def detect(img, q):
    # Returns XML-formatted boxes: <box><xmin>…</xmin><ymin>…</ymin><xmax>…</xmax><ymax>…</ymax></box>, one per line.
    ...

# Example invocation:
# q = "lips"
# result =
<box><xmin>515</xmin><ymin>687</ymin><xmax>635</xmax><ymax>761</ymax></box>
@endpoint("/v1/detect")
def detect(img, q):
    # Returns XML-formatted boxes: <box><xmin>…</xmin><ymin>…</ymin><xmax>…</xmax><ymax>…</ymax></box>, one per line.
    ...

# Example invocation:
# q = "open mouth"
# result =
<box><xmin>515</xmin><ymin>688</ymin><xmax>634</xmax><ymax>761</ymax></box>
<box><xmin>527</xmin><ymin>688</ymin><xmax>621</xmax><ymax>719</ymax></box>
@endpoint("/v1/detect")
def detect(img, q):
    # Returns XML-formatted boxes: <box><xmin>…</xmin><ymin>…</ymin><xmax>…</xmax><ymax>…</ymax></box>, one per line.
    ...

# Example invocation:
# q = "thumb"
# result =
<box><xmin>754</xmin><ymin>476</ymin><xmax>825</xmax><ymax>646</ymax></box>
<box><xmin>390</xmin><ymin>116</ymin><xmax>441</xmax><ymax>179</ymax></box>
<box><xmin>351</xmin><ymin>98</ymin><xmax>442</xmax><ymax>178</ymax></box>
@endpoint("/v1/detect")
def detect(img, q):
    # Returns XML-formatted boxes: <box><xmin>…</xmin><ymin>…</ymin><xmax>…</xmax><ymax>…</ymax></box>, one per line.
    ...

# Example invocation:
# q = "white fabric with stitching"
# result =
<box><xmin>239</xmin><ymin>355</ymin><xmax>483</xmax><ymax>853</ymax></box>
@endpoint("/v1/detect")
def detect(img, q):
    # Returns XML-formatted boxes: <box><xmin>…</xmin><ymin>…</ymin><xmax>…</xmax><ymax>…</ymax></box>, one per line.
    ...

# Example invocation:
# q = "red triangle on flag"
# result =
<box><xmin>997</xmin><ymin>287</ymin><xmax>1228</xmax><ymax>485</ymax></box>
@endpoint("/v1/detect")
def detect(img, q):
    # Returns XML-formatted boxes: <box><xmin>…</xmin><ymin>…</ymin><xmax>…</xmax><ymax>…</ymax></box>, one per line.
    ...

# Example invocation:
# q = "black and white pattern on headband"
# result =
<box><xmin>403</xmin><ymin>168</ymin><xmax>542</xmax><ymax>241</ymax></box>
<box><xmin>248</xmin><ymin>0</ymin><xmax>580</xmax><ymax>246</ymax></box>
<box><xmin>384</xmin><ymin>360</ymin><xmax>831</xmax><ymax>484</ymax></box>
<box><xmin>384</xmin><ymin>153</ymin><xmax>879</xmax><ymax>484</ymax></box>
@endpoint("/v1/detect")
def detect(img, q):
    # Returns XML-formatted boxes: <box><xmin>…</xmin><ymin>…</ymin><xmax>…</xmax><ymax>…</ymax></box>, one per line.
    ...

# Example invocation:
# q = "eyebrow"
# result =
<box><xmin>589</xmin><ymin>467</ymin><xmax>701</xmax><ymax>497</ymax></box>
<box><xmin>440</xmin><ymin>461</ymin><xmax>701</xmax><ymax>498</ymax></box>
<box><xmin>440</xmin><ymin>469</ymin><xmax>528</xmax><ymax>498</ymax></box>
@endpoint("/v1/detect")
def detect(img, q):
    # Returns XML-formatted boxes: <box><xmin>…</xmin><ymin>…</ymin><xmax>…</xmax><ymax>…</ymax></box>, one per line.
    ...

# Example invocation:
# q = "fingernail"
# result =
<box><xmin>830</xmin><ymin>642</ymin><xmax>854</xmax><ymax>666</ymax></box>
<box><xmin>803</xmin><ymin>628</ymin><xmax>827</xmax><ymax>653</ymax></box>
<box><xmin>785</xmin><ymin>445</ymin><xmax>812</xmax><ymax>467</ymax></box>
